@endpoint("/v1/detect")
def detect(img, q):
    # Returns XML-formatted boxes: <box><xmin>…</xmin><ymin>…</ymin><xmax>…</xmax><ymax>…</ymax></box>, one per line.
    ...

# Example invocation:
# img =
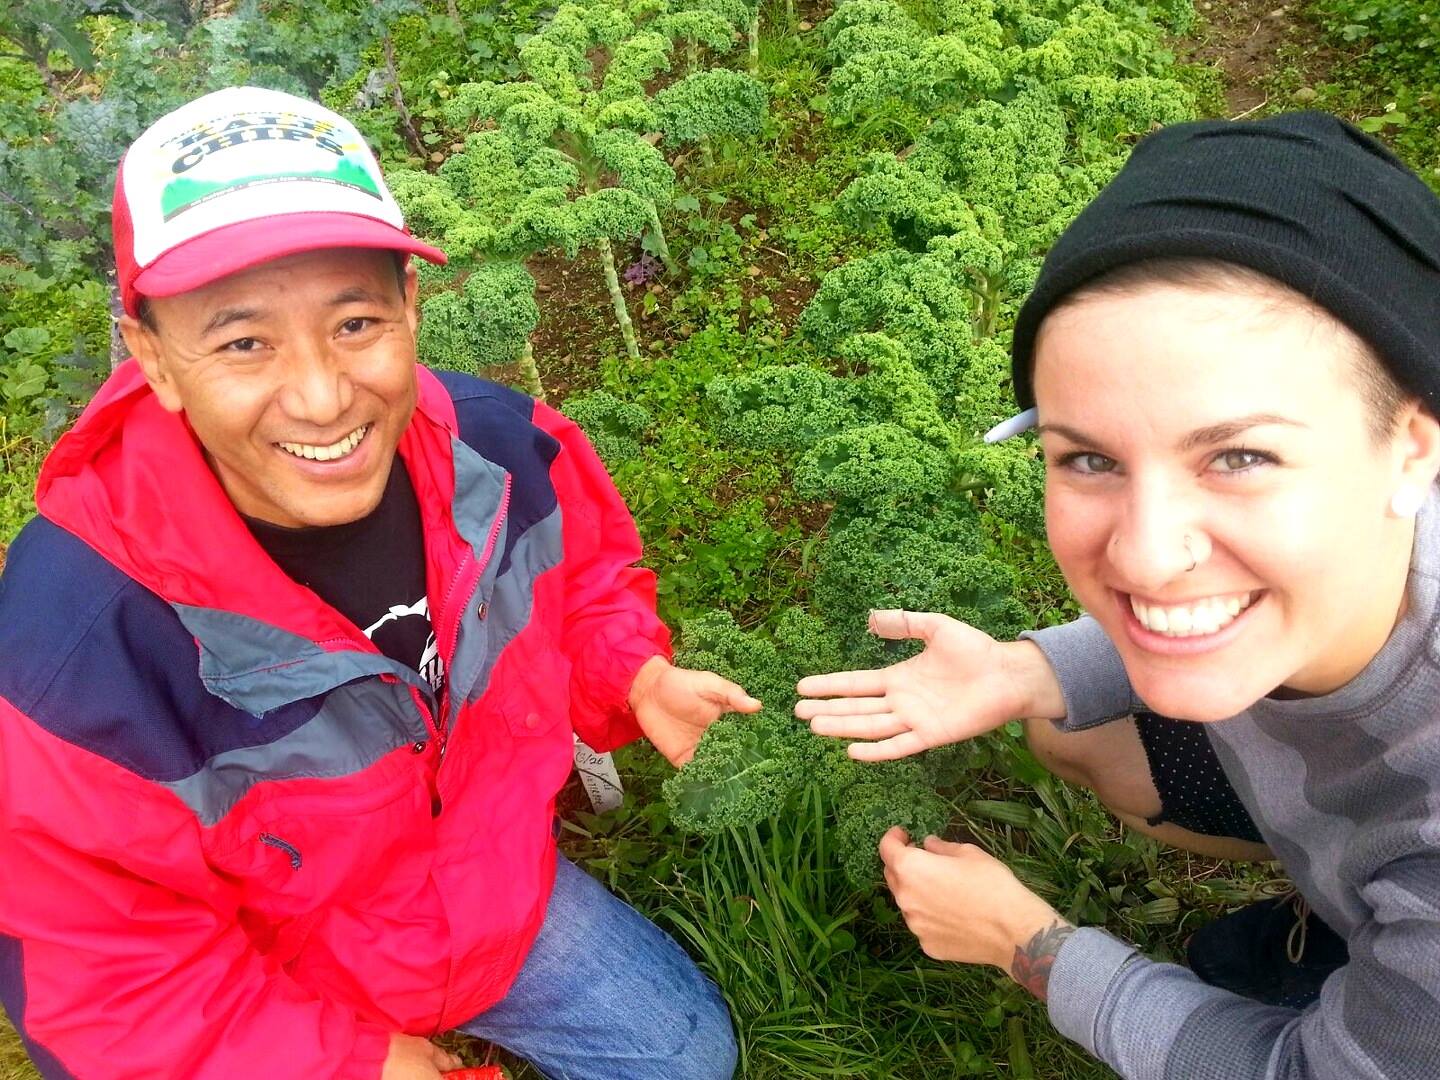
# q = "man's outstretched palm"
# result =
<box><xmin>794</xmin><ymin>609</ymin><xmax>1059</xmax><ymax>760</ymax></box>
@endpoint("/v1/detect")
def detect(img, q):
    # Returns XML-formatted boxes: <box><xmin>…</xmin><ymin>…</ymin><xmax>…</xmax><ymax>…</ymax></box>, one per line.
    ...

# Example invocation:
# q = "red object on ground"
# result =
<box><xmin>442</xmin><ymin>1069</ymin><xmax>506</xmax><ymax>1079</ymax></box>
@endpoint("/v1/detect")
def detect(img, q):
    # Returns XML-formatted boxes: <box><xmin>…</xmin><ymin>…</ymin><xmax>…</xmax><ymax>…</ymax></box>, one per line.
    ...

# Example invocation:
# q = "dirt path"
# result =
<box><xmin>1177</xmin><ymin>0</ymin><xmax>1343</xmax><ymax>116</ymax></box>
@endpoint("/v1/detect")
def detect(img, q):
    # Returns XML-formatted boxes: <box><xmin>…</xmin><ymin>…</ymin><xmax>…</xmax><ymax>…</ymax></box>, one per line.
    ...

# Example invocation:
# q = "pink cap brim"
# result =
<box><xmin>131</xmin><ymin>212</ymin><xmax>447</xmax><ymax>306</ymax></box>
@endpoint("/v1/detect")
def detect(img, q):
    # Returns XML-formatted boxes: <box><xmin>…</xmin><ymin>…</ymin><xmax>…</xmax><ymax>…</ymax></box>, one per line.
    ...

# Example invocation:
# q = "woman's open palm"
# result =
<box><xmin>795</xmin><ymin>610</ymin><xmax>1053</xmax><ymax>760</ymax></box>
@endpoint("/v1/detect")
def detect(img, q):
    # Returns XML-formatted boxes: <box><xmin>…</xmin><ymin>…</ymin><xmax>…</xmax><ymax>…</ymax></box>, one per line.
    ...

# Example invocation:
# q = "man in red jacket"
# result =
<box><xmin>0</xmin><ymin>86</ymin><xmax>750</xmax><ymax>1079</ymax></box>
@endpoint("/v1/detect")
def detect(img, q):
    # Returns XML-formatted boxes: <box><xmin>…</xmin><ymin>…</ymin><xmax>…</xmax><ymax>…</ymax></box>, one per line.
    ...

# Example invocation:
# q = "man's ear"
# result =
<box><xmin>1393</xmin><ymin>401</ymin><xmax>1440</xmax><ymax>491</ymax></box>
<box><xmin>402</xmin><ymin>261</ymin><xmax>420</xmax><ymax>338</ymax></box>
<box><xmin>119</xmin><ymin>312</ymin><xmax>184</xmax><ymax>414</ymax></box>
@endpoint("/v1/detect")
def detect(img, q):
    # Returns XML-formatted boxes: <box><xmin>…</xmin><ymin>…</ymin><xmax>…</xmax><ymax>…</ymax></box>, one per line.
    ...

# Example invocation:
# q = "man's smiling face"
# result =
<box><xmin>121</xmin><ymin>247</ymin><xmax>420</xmax><ymax>528</ymax></box>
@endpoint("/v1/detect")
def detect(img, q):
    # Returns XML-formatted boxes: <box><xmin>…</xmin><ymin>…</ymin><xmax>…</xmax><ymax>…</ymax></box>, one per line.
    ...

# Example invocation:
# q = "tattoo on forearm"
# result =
<box><xmin>1010</xmin><ymin>920</ymin><xmax>1077</xmax><ymax>1001</ymax></box>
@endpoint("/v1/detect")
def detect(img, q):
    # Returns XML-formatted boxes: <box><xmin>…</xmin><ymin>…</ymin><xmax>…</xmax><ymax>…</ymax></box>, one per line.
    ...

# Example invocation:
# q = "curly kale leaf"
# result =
<box><xmin>813</xmin><ymin>496</ymin><xmax>1030</xmax><ymax>657</ymax></box>
<box><xmin>560</xmin><ymin>390</ymin><xmax>652</xmax><ymax>465</ymax></box>
<box><xmin>662</xmin><ymin>708</ymin><xmax>815</xmax><ymax>834</ymax></box>
<box><xmin>956</xmin><ymin>442</ymin><xmax>1047</xmax><ymax>539</ymax></box>
<box><xmin>707</xmin><ymin>364</ymin><xmax>861</xmax><ymax>451</ymax></box>
<box><xmin>835</xmin><ymin>780</ymin><xmax>950</xmax><ymax>886</ymax></box>
<box><xmin>417</xmin><ymin>263</ymin><xmax>539</xmax><ymax>374</ymax></box>
<box><xmin>794</xmin><ymin>423</ymin><xmax>953</xmax><ymax>506</ymax></box>
<box><xmin>651</xmin><ymin>68</ymin><xmax>768</xmax><ymax>145</ymax></box>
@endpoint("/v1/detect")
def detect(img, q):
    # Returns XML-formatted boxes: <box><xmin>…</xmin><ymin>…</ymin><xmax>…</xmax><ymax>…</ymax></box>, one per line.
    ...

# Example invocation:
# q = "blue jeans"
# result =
<box><xmin>458</xmin><ymin>857</ymin><xmax>738</xmax><ymax>1079</ymax></box>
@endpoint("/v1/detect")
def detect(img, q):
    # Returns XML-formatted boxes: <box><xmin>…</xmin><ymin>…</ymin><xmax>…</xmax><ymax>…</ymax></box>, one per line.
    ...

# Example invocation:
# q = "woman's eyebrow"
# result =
<box><xmin>1179</xmin><ymin>414</ymin><xmax>1308</xmax><ymax>451</ymax></box>
<box><xmin>1035</xmin><ymin>422</ymin><xmax>1100</xmax><ymax>445</ymax></box>
<box><xmin>1034</xmin><ymin>414</ymin><xmax>1307</xmax><ymax>452</ymax></box>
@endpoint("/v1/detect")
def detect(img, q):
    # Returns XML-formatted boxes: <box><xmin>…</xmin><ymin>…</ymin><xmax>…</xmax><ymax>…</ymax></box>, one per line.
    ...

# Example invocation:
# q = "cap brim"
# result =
<box><xmin>132</xmin><ymin>212</ymin><xmax>447</xmax><ymax>302</ymax></box>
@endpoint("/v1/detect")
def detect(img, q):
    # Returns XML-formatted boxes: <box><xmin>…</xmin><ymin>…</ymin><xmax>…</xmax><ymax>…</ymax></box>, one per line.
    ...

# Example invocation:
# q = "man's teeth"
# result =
<box><xmin>1130</xmin><ymin>592</ymin><xmax>1256</xmax><ymax>637</ymax></box>
<box><xmin>277</xmin><ymin>424</ymin><xmax>369</xmax><ymax>462</ymax></box>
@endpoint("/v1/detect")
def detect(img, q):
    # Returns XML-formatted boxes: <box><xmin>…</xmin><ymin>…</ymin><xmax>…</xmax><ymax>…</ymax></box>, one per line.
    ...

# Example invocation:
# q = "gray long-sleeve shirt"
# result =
<box><xmin>1023</xmin><ymin>497</ymin><xmax>1440</xmax><ymax>1079</ymax></box>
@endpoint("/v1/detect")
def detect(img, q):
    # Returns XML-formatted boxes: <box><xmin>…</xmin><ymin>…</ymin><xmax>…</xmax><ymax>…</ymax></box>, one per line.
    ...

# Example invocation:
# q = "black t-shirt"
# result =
<box><xmin>245</xmin><ymin>460</ymin><xmax>445</xmax><ymax>696</ymax></box>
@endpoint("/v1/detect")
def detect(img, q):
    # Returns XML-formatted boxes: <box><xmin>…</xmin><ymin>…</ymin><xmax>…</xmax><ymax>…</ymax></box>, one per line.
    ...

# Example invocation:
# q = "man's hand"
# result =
<box><xmin>382</xmin><ymin>1034</ymin><xmax>464</xmax><ymax>1079</ymax></box>
<box><xmin>628</xmin><ymin>655</ymin><xmax>761</xmax><ymax>766</ymax></box>
<box><xmin>795</xmin><ymin>609</ymin><xmax>1066</xmax><ymax>760</ymax></box>
<box><xmin>879</xmin><ymin>828</ymin><xmax>1075</xmax><ymax>1001</ymax></box>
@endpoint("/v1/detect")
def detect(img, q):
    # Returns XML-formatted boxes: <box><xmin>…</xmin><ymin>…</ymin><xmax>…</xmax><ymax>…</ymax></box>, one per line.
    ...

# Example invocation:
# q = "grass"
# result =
<box><xmin>0</xmin><ymin>417</ymin><xmax>42</xmax><ymax>552</ymax></box>
<box><xmin>0</xmin><ymin>1019</ymin><xmax>37</xmax><ymax>1080</ymax></box>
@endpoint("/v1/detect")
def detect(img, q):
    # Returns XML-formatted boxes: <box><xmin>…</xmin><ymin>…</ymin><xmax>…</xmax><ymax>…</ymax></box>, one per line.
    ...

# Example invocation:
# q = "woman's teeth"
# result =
<box><xmin>278</xmin><ymin>424</ymin><xmax>369</xmax><ymax>462</ymax></box>
<box><xmin>1130</xmin><ymin>591</ymin><xmax>1257</xmax><ymax>637</ymax></box>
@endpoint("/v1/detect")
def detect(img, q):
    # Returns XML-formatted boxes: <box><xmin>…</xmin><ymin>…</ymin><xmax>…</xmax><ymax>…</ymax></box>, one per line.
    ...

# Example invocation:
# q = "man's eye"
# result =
<box><xmin>340</xmin><ymin>317</ymin><xmax>375</xmax><ymax>334</ymax></box>
<box><xmin>223</xmin><ymin>337</ymin><xmax>262</xmax><ymax>353</ymax></box>
<box><xmin>1061</xmin><ymin>451</ymin><xmax>1118</xmax><ymax>474</ymax></box>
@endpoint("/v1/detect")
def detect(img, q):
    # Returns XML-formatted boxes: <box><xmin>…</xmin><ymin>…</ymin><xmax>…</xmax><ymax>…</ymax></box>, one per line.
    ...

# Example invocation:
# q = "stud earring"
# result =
<box><xmin>1390</xmin><ymin>486</ymin><xmax>1425</xmax><ymax>518</ymax></box>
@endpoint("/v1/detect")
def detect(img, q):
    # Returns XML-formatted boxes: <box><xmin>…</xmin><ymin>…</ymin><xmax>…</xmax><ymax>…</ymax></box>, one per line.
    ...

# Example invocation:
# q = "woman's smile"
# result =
<box><xmin>1126</xmin><ymin>589</ymin><xmax>1258</xmax><ymax>637</ymax></box>
<box><xmin>1116</xmin><ymin>587</ymin><xmax>1266</xmax><ymax>657</ymax></box>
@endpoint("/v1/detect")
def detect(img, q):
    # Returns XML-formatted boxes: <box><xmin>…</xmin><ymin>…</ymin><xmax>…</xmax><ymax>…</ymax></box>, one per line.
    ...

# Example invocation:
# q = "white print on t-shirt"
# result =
<box><xmin>364</xmin><ymin>597</ymin><xmax>429</xmax><ymax>636</ymax></box>
<box><xmin>416</xmin><ymin>634</ymin><xmax>443</xmax><ymax>693</ymax></box>
<box><xmin>364</xmin><ymin>596</ymin><xmax>445</xmax><ymax>693</ymax></box>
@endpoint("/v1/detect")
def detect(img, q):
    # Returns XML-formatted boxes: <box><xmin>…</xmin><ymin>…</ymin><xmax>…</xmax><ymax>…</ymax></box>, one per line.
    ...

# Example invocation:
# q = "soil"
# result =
<box><xmin>522</xmin><ymin>196</ymin><xmax>819</xmax><ymax>406</ymax></box>
<box><xmin>1175</xmin><ymin>0</ymin><xmax>1343</xmax><ymax>115</ymax></box>
<box><xmin>717</xmin><ymin>202</ymin><xmax>821</xmax><ymax>332</ymax></box>
<box><xmin>525</xmin><ymin>248</ymin><xmax>626</xmax><ymax>402</ymax></box>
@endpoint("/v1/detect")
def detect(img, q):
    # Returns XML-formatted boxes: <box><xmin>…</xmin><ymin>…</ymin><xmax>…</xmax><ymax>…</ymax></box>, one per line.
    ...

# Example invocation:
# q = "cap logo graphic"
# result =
<box><xmin>158</xmin><ymin>110</ymin><xmax>383</xmax><ymax>222</ymax></box>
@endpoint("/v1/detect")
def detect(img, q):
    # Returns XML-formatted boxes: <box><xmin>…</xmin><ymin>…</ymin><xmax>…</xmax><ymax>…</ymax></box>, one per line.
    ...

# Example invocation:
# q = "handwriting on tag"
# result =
<box><xmin>573</xmin><ymin>736</ymin><xmax>624</xmax><ymax>813</ymax></box>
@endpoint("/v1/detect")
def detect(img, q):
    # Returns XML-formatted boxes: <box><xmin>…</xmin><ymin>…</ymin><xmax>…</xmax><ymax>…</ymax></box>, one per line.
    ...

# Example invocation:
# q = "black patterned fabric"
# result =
<box><xmin>1134</xmin><ymin>711</ymin><xmax>1264</xmax><ymax>844</ymax></box>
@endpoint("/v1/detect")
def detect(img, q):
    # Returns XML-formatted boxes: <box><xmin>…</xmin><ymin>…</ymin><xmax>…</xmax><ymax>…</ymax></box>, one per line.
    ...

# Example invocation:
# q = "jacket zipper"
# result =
<box><xmin>430</xmin><ymin>472</ymin><xmax>511</xmax><ymax>1034</ymax></box>
<box><xmin>433</xmin><ymin>472</ymin><xmax>512</xmax><ymax>759</ymax></box>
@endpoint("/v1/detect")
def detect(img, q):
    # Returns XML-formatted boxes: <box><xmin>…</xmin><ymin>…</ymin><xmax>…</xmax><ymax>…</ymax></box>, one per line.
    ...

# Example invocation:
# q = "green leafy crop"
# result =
<box><xmin>662</xmin><ymin>609</ymin><xmax>969</xmax><ymax>886</ymax></box>
<box><xmin>417</xmin><ymin>262</ymin><xmax>541</xmax><ymax>374</ymax></box>
<box><xmin>793</xmin><ymin>423</ymin><xmax>953</xmax><ymax>504</ymax></box>
<box><xmin>651</xmin><ymin>67</ymin><xmax>768</xmax><ymax>145</ymax></box>
<box><xmin>560</xmin><ymin>390</ymin><xmax>653</xmax><ymax>464</ymax></box>
<box><xmin>813</xmin><ymin>497</ymin><xmax>1032</xmax><ymax>661</ymax></box>
<box><xmin>436</xmin><ymin>0</ymin><xmax>768</xmax><ymax>358</ymax></box>
<box><xmin>957</xmin><ymin>442</ymin><xmax>1047</xmax><ymax>540</ymax></box>
<box><xmin>707</xmin><ymin>364</ymin><xmax>861</xmax><ymax>450</ymax></box>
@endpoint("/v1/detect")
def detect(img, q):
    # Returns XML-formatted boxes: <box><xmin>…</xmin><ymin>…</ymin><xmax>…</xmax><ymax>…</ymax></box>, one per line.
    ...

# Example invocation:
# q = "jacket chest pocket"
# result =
<box><xmin>493</xmin><ymin>623</ymin><xmax>572</xmax><ymax>739</ymax></box>
<box><xmin>205</xmin><ymin>761</ymin><xmax>429</xmax><ymax>920</ymax></box>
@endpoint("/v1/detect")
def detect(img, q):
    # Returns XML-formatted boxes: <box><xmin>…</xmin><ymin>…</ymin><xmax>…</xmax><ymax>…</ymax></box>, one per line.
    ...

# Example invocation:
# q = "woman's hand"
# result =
<box><xmin>880</xmin><ymin>828</ymin><xmax>1075</xmax><ymax>1000</ymax></box>
<box><xmin>629</xmin><ymin>656</ymin><xmax>761</xmax><ymax>767</ymax></box>
<box><xmin>794</xmin><ymin>610</ymin><xmax>1066</xmax><ymax>760</ymax></box>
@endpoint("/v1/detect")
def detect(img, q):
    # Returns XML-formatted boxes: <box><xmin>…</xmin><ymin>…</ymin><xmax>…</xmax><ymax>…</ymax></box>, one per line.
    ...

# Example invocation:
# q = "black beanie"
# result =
<box><xmin>1010</xmin><ymin>111</ymin><xmax>1440</xmax><ymax>413</ymax></box>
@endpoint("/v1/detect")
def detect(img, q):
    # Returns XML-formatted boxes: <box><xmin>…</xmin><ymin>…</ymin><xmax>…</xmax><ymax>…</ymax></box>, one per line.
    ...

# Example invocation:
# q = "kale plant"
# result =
<box><xmin>438</xmin><ymin>0</ymin><xmax>767</xmax><ymax>359</ymax></box>
<box><xmin>663</xmin><ymin>609</ymin><xmax>966</xmax><ymax>886</ymax></box>
<box><xmin>560</xmin><ymin>391</ymin><xmax>653</xmax><ymax>465</ymax></box>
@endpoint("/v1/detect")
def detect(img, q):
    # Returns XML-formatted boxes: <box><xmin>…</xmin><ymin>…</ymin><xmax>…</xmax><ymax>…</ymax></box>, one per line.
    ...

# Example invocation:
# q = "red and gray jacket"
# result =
<box><xmin>0</xmin><ymin>362</ymin><xmax>670</xmax><ymax>1078</ymax></box>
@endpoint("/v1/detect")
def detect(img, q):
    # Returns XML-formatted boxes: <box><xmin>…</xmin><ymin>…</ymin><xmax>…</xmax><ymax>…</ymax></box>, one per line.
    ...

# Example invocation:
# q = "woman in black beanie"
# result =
<box><xmin>799</xmin><ymin>112</ymin><xmax>1440</xmax><ymax>1079</ymax></box>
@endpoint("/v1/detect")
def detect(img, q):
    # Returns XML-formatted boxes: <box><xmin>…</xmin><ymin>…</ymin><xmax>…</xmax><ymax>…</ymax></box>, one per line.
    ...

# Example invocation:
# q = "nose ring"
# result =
<box><xmin>1183</xmin><ymin>534</ymin><xmax>1197</xmax><ymax>573</ymax></box>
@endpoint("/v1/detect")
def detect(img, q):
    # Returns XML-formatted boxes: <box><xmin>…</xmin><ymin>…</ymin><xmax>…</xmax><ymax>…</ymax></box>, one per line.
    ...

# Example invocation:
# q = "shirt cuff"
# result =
<box><xmin>1047</xmin><ymin>927</ymin><xmax>1141</xmax><ymax>1054</ymax></box>
<box><xmin>1020</xmin><ymin>617</ymin><xmax>1139</xmax><ymax>730</ymax></box>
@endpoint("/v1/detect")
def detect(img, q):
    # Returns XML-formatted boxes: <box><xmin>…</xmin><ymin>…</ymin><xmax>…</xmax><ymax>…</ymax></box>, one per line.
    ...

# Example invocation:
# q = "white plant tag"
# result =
<box><xmin>573</xmin><ymin>736</ymin><xmax>625</xmax><ymax>813</ymax></box>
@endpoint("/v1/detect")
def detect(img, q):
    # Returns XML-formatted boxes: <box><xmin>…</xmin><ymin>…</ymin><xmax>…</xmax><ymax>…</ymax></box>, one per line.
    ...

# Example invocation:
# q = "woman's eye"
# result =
<box><xmin>1063</xmin><ymin>452</ymin><xmax>1118</xmax><ymax>474</ymax></box>
<box><xmin>1211</xmin><ymin>449</ymin><xmax>1271</xmax><ymax>473</ymax></box>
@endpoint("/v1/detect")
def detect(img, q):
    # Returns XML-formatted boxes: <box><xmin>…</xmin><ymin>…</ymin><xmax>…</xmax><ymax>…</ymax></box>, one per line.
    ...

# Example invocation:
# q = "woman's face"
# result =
<box><xmin>1033</xmin><ymin>282</ymin><xmax>1430</xmax><ymax>720</ymax></box>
